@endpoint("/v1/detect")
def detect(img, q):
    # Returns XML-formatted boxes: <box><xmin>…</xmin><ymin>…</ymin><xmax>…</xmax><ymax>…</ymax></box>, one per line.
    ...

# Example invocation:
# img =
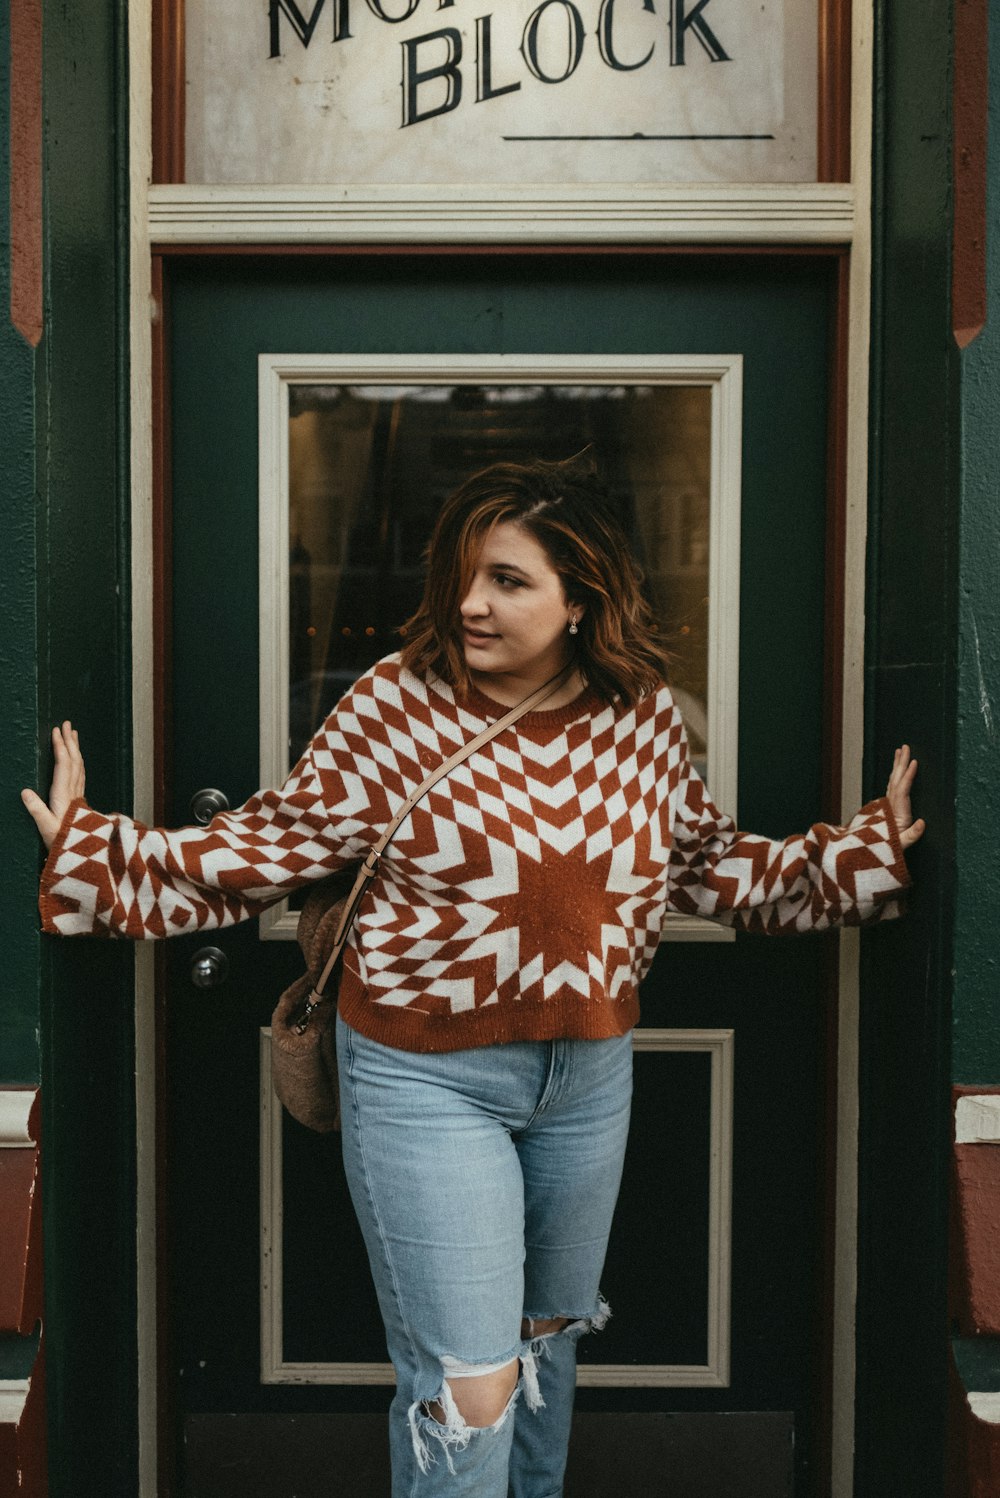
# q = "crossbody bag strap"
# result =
<box><xmin>308</xmin><ymin>664</ymin><xmax>574</xmax><ymax>1003</ymax></box>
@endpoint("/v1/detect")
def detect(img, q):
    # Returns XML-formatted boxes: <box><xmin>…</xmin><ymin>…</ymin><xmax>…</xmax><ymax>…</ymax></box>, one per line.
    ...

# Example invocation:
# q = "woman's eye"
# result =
<box><xmin>495</xmin><ymin>574</ymin><xmax>523</xmax><ymax>589</ymax></box>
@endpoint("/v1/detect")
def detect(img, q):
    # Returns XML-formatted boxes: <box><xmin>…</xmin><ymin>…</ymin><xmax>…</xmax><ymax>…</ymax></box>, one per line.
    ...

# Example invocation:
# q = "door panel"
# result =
<box><xmin>165</xmin><ymin>252</ymin><xmax>834</xmax><ymax>1494</ymax></box>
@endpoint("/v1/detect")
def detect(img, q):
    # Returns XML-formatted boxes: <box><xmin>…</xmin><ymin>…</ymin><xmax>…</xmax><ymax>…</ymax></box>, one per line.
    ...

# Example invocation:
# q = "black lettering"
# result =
<box><xmin>476</xmin><ymin>14</ymin><xmax>521</xmax><ymax>102</ymax></box>
<box><xmin>438</xmin><ymin>0</ymin><xmax>456</xmax><ymax>6</ymax></box>
<box><xmin>521</xmin><ymin>0</ymin><xmax>585</xmax><ymax>84</ymax></box>
<box><xmin>268</xmin><ymin>0</ymin><xmax>352</xmax><ymax>55</ymax></box>
<box><xmin>597</xmin><ymin>0</ymin><xmax>655</xmax><ymax>71</ymax></box>
<box><xmin>402</xmin><ymin>27</ymin><xmax>463</xmax><ymax>126</ymax></box>
<box><xmin>367</xmin><ymin>0</ymin><xmax>420</xmax><ymax>20</ymax></box>
<box><xmin>269</xmin><ymin>0</ymin><xmax>326</xmax><ymax>56</ymax></box>
<box><xmin>667</xmin><ymin>0</ymin><xmax>729</xmax><ymax>65</ymax></box>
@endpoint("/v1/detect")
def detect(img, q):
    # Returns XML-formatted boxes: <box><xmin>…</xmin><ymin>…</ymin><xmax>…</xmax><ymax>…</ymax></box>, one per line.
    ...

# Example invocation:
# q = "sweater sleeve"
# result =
<box><xmin>39</xmin><ymin>707</ymin><xmax>387</xmax><ymax>941</ymax></box>
<box><xmin>665</xmin><ymin>757</ymin><xmax>910</xmax><ymax>934</ymax></box>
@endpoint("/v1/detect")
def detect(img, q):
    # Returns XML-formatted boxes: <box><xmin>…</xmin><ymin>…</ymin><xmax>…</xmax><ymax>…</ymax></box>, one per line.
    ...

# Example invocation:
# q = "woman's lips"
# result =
<box><xmin>463</xmin><ymin>627</ymin><xmax>499</xmax><ymax>644</ymax></box>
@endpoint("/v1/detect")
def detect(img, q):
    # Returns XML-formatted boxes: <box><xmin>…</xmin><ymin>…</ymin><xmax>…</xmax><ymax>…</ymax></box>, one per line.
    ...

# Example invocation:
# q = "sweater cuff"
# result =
<box><xmin>856</xmin><ymin>793</ymin><xmax>912</xmax><ymax>918</ymax></box>
<box><xmin>38</xmin><ymin>796</ymin><xmax>105</xmax><ymax>935</ymax></box>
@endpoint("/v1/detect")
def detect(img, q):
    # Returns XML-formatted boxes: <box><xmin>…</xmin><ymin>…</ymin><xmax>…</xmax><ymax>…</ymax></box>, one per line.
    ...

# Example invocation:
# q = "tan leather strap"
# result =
<box><xmin>309</xmin><ymin>665</ymin><xmax>575</xmax><ymax>1002</ymax></box>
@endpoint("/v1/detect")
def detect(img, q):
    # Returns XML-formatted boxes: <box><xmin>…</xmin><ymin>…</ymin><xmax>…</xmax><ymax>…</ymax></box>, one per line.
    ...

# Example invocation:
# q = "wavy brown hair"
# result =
<box><xmin>399</xmin><ymin>455</ymin><xmax>669</xmax><ymax>708</ymax></box>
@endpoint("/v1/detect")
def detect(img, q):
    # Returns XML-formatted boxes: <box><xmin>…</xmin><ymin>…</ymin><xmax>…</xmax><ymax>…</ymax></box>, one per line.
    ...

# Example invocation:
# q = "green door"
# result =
<box><xmin>165</xmin><ymin>251</ymin><xmax>835</xmax><ymax>1495</ymax></box>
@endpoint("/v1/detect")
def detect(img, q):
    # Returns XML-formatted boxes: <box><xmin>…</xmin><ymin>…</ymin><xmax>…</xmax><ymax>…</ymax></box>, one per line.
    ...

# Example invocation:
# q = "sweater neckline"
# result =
<box><xmin>456</xmin><ymin>676</ymin><xmax>606</xmax><ymax>730</ymax></box>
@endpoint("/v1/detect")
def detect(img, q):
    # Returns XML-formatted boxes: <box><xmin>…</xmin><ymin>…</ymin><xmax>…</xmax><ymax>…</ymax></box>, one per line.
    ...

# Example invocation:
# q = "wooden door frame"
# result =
<box><xmin>129</xmin><ymin>3</ymin><xmax>876</xmax><ymax>1492</ymax></box>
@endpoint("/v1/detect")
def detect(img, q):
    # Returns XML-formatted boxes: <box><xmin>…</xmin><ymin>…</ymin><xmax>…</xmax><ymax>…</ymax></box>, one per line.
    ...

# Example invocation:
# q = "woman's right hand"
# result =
<box><xmin>21</xmin><ymin>721</ymin><xmax>86</xmax><ymax>851</ymax></box>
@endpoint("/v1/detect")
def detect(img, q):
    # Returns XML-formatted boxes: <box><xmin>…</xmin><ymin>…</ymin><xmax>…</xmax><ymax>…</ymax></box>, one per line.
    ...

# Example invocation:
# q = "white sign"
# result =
<box><xmin>185</xmin><ymin>0</ymin><xmax>818</xmax><ymax>184</ymax></box>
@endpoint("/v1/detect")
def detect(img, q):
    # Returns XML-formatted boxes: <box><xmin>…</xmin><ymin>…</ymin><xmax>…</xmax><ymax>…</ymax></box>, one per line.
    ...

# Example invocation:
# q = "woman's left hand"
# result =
<box><xmin>886</xmin><ymin>744</ymin><xmax>925</xmax><ymax>850</ymax></box>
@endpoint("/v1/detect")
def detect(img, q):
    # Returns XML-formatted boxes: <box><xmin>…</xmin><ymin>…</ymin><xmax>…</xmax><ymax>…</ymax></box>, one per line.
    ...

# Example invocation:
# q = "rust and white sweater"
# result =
<box><xmin>40</xmin><ymin>655</ymin><xmax>909</xmax><ymax>1051</ymax></box>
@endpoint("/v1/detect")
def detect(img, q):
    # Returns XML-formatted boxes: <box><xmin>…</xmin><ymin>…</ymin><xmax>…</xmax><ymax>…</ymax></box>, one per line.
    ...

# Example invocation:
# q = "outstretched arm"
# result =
<box><xmin>21</xmin><ymin>709</ymin><xmax>384</xmax><ymax>940</ymax></box>
<box><xmin>666</xmin><ymin>747</ymin><xmax>921</xmax><ymax>934</ymax></box>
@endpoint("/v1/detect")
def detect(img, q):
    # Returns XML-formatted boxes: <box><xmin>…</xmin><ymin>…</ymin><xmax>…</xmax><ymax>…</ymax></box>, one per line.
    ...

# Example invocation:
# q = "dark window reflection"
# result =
<box><xmin>288</xmin><ymin>384</ymin><xmax>711</xmax><ymax>772</ymax></box>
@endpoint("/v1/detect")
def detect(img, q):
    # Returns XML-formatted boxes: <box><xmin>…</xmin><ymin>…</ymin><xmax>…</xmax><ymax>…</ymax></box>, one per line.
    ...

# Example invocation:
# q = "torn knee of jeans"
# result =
<box><xmin>520</xmin><ymin>1315</ymin><xmax>570</xmax><ymax>1338</ymax></box>
<box><xmin>407</xmin><ymin>1356</ymin><xmax>521</xmax><ymax>1476</ymax></box>
<box><xmin>522</xmin><ymin>1294</ymin><xmax>612</xmax><ymax>1343</ymax></box>
<box><xmin>519</xmin><ymin>1296</ymin><xmax>612</xmax><ymax>1411</ymax></box>
<box><xmin>439</xmin><ymin>1351</ymin><xmax>518</xmax><ymax>1381</ymax></box>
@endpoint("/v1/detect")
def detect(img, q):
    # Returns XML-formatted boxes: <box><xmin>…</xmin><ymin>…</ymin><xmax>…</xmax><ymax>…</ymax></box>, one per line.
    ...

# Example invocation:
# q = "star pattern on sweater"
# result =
<box><xmin>39</xmin><ymin>656</ymin><xmax>910</xmax><ymax>1047</ymax></box>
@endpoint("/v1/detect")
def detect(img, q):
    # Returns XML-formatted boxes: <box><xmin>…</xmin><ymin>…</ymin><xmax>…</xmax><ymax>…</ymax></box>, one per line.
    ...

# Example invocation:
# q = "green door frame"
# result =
<box><xmin>852</xmin><ymin>3</ymin><xmax>958</xmax><ymax>1493</ymax></box>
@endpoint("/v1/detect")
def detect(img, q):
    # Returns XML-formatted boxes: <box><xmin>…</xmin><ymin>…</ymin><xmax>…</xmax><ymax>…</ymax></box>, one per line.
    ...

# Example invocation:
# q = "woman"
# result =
<box><xmin>23</xmin><ymin>457</ymin><xmax>923</xmax><ymax>1498</ymax></box>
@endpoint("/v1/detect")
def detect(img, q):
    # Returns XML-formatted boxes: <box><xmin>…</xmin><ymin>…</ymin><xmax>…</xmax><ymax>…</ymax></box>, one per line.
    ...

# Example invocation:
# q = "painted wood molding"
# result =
<box><xmin>8</xmin><ymin>0</ymin><xmax>43</xmax><ymax>344</ymax></box>
<box><xmin>956</xmin><ymin>1094</ymin><xmax>1000</xmax><ymax>1144</ymax></box>
<box><xmin>968</xmin><ymin>1392</ymin><xmax>1000</xmax><ymax>1423</ymax></box>
<box><xmin>259</xmin><ymin>1026</ymin><xmax>733</xmax><ymax>1389</ymax></box>
<box><xmin>0</xmin><ymin>1382</ymin><xmax>30</xmax><ymax>1421</ymax></box>
<box><xmin>149</xmin><ymin>182</ymin><xmax>856</xmax><ymax>246</ymax></box>
<box><xmin>255</xmin><ymin>351</ymin><xmax>742</xmax><ymax>947</ymax></box>
<box><xmin>0</xmin><ymin>1090</ymin><xmax>38</xmax><ymax>1149</ymax></box>
<box><xmin>0</xmin><ymin>1367</ymin><xmax>45</xmax><ymax>1498</ymax></box>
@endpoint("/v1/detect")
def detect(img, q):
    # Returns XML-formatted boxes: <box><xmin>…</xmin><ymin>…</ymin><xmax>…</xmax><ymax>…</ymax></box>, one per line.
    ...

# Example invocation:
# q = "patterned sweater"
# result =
<box><xmin>40</xmin><ymin>655</ymin><xmax>909</xmax><ymax>1052</ymax></box>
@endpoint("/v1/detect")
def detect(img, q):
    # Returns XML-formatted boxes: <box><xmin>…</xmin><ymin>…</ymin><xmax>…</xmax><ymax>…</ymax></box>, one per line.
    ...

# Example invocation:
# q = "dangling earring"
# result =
<box><xmin>569</xmin><ymin>617</ymin><xmax>579</xmax><ymax>636</ymax></box>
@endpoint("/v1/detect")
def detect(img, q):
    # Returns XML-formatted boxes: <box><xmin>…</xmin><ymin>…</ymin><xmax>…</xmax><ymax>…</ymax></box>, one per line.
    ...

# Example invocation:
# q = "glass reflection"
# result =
<box><xmin>288</xmin><ymin>383</ymin><xmax>710</xmax><ymax>776</ymax></box>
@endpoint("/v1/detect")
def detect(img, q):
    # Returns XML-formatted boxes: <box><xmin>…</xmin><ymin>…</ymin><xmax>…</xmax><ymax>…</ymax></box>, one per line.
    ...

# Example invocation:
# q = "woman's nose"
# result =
<box><xmin>460</xmin><ymin>582</ymin><xmax>489</xmax><ymax>618</ymax></box>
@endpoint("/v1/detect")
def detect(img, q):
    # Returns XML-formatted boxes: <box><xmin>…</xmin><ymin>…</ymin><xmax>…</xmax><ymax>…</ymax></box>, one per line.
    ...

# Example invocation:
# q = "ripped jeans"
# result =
<box><xmin>335</xmin><ymin>1013</ymin><xmax>633</xmax><ymax>1498</ymax></box>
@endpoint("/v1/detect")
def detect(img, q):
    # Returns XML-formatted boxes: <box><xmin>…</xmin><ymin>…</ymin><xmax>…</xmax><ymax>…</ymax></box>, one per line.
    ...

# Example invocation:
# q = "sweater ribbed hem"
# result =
<box><xmin>337</xmin><ymin>970</ymin><xmax>640</xmax><ymax>1053</ymax></box>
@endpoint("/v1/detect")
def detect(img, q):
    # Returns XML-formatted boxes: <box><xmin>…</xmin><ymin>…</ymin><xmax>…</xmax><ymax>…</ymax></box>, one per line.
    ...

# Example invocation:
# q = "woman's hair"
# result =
<box><xmin>399</xmin><ymin>454</ymin><xmax>669</xmax><ymax>708</ymax></box>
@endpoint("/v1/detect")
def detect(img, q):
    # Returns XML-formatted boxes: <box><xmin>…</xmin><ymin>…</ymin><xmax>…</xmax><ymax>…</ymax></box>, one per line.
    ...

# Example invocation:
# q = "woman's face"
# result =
<box><xmin>459</xmin><ymin>521</ymin><xmax>581</xmax><ymax>690</ymax></box>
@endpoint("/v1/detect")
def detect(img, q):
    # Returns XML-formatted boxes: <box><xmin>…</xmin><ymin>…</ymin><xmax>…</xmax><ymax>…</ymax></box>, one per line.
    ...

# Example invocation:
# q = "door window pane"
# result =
<box><xmin>288</xmin><ymin>382</ymin><xmax>710</xmax><ymax>776</ymax></box>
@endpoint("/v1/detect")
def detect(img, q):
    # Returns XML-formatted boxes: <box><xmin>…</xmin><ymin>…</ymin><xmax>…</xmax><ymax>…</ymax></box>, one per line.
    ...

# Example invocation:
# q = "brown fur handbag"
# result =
<box><xmin>269</xmin><ymin>869</ymin><xmax>359</xmax><ymax>1132</ymax></box>
<box><xmin>268</xmin><ymin>666</ymin><xmax>572</xmax><ymax>1133</ymax></box>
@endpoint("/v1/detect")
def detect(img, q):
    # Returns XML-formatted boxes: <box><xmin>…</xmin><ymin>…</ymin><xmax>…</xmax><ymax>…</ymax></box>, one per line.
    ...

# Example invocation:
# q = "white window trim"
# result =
<box><xmin>256</xmin><ymin>351</ymin><xmax>743</xmax><ymax>944</ymax></box>
<box><xmin>259</xmin><ymin>1026</ymin><xmax>734</xmax><ymax>1388</ymax></box>
<box><xmin>149</xmin><ymin>181</ymin><xmax>855</xmax><ymax>246</ymax></box>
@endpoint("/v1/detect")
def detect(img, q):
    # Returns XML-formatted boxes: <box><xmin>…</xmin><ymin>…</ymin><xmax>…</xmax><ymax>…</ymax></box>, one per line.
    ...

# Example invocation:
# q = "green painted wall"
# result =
<box><xmin>953</xmin><ymin>0</ymin><xmax>1000</xmax><ymax>1084</ymax></box>
<box><xmin>0</xmin><ymin>0</ymin><xmax>43</xmax><ymax>1084</ymax></box>
<box><xmin>4</xmin><ymin>0</ymin><xmax>140</xmax><ymax>1484</ymax></box>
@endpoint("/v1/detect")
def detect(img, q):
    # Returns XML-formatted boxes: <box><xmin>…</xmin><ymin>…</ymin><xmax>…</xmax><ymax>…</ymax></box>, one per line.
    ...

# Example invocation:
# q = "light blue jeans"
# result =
<box><xmin>335</xmin><ymin>1013</ymin><xmax>633</xmax><ymax>1498</ymax></box>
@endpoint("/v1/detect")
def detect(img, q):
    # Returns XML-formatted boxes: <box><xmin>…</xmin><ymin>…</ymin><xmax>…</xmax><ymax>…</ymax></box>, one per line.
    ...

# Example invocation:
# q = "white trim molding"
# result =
<box><xmin>257</xmin><ymin>351</ymin><xmax>742</xmax><ymax>944</ymax></box>
<box><xmin>969</xmin><ymin>1393</ymin><xmax>1000</xmax><ymax>1422</ymax></box>
<box><xmin>830</xmin><ymin>5</ymin><xmax>876</xmax><ymax>1495</ymax></box>
<box><xmin>0</xmin><ymin>1382</ymin><xmax>30</xmax><ymax>1424</ymax></box>
<box><xmin>260</xmin><ymin>1026</ymin><xmax>734</xmax><ymax>1388</ymax></box>
<box><xmin>0</xmin><ymin>1090</ymin><xmax>37</xmax><ymax>1148</ymax></box>
<box><xmin>149</xmin><ymin>182</ymin><xmax>856</xmax><ymax>247</ymax></box>
<box><xmin>956</xmin><ymin>1095</ymin><xmax>1000</xmax><ymax>1144</ymax></box>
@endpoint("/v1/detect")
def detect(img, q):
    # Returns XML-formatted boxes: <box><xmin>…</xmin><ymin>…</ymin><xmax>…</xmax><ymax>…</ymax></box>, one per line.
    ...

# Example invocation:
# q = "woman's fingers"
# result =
<box><xmin>887</xmin><ymin>744</ymin><xmax>916</xmax><ymax>791</ymax></box>
<box><xmin>49</xmin><ymin>720</ymin><xmax>86</xmax><ymax>813</ymax></box>
<box><xmin>899</xmin><ymin>817</ymin><xmax>926</xmax><ymax>850</ymax></box>
<box><xmin>886</xmin><ymin>743</ymin><xmax>925</xmax><ymax>851</ymax></box>
<box><xmin>886</xmin><ymin>745</ymin><xmax>915</xmax><ymax>795</ymax></box>
<box><xmin>53</xmin><ymin>721</ymin><xmax>84</xmax><ymax>774</ymax></box>
<box><xmin>20</xmin><ymin>788</ymin><xmax>59</xmax><ymax>850</ymax></box>
<box><xmin>21</xmin><ymin>720</ymin><xmax>87</xmax><ymax>851</ymax></box>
